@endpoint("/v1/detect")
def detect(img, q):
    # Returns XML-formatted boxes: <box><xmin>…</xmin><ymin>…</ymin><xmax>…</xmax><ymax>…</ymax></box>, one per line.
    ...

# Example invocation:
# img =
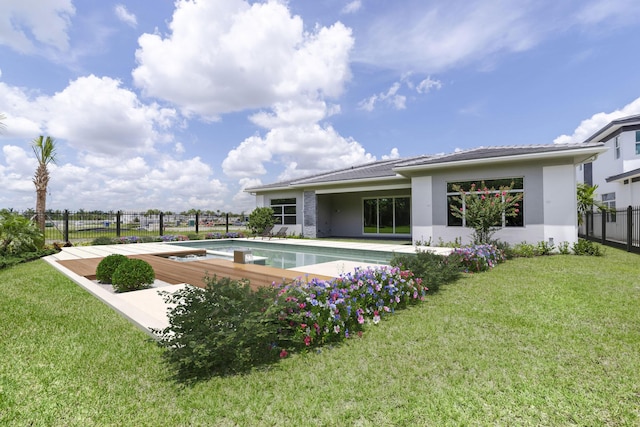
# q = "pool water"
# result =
<box><xmin>170</xmin><ymin>240</ymin><xmax>395</xmax><ymax>269</ymax></box>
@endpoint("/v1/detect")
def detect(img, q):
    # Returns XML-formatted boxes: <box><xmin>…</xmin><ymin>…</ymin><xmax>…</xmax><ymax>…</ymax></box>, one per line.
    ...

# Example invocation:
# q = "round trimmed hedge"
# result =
<box><xmin>96</xmin><ymin>254</ymin><xmax>128</xmax><ymax>284</ymax></box>
<box><xmin>111</xmin><ymin>258</ymin><xmax>155</xmax><ymax>293</ymax></box>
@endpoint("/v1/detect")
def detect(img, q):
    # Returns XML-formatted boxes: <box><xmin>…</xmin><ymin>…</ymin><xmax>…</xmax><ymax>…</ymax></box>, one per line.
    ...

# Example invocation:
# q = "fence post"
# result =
<box><xmin>627</xmin><ymin>206</ymin><xmax>633</xmax><ymax>252</ymax></box>
<box><xmin>63</xmin><ymin>210</ymin><xmax>69</xmax><ymax>242</ymax></box>
<box><xmin>195</xmin><ymin>212</ymin><xmax>199</xmax><ymax>234</ymax></box>
<box><xmin>601</xmin><ymin>210</ymin><xmax>606</xmax><ymax>244</ymax></box>
<box><xmin>159</xmin><ymin>212</ymin><xmax>164</xmax><ymax>237</ymax></box>
<box><xmin>116</xmin><ymin>211</ymin><xmax>121</xmax><ymax>237</ymax></box>
<box><xmin>226</xmin><ymin>213</ymin><xmax>229</xmax><ymax>234</ymax></box>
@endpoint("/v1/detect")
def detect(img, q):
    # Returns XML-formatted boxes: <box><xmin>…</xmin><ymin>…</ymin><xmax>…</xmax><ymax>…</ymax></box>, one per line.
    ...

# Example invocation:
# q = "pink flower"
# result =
<box><xmin>280</xmin><ymin>349</ymin><xmax>288</xmax><ymax>358</ymax></box>
<box><xmin>304</xmin><ymin>335</ymin><xmax>311</xmax><ymax>346</ymax></box>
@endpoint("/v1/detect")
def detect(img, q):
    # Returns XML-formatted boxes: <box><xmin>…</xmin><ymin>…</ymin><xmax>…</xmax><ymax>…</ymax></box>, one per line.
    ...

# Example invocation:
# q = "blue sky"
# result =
<box><xmin>1</xmin><ymin>0</ymin><xmax>640</xmax><ymax>213</ymax></box>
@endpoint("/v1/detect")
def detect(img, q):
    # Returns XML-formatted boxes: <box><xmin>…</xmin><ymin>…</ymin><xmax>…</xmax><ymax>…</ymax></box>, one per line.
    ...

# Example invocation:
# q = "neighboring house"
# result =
<box><xmin>579</xmin><ymin>114</ymin><xmax>640</xmax><ymax>209</ymax></box>
<box><xmin>246</xmin><ymin>143</ymin><xmax>606</xmax><ymax>245</ymax></box>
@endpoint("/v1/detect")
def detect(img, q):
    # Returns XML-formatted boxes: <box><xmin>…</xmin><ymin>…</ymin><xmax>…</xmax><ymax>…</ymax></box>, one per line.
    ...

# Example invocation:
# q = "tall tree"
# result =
<box><xmin>31</xmin><ymin>136</ymin><xmax>57</xmax><ymax>233</ymax></box>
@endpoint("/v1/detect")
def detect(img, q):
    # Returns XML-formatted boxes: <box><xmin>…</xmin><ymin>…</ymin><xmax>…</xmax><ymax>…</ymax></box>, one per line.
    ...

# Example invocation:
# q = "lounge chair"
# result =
<box><xmin>259</xmin><ymin>225</ymin><xmax>274</xmax><ymax>239</ymax></box>
<box><xmin>271</xmin><ymin>226</ymin><xmax>288</xmax><ymax>239</ymax></box>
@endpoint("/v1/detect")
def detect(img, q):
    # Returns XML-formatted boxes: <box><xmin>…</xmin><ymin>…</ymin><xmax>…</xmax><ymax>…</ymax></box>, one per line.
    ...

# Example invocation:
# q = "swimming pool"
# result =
<box><xmin>169</xmin><ymin>239</ymin><xmax>397</xmax><ymax>269</ymax></box>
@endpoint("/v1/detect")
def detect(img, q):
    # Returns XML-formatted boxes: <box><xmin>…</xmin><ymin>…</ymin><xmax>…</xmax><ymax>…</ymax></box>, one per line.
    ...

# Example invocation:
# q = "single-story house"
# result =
<box><xmin>246</xmin><ymin>143</ymin><xmax>607</xmax><ymax>245</ymax></box>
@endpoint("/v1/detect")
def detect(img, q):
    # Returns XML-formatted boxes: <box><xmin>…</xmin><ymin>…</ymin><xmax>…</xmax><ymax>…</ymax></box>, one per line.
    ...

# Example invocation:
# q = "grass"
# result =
<box><xmin>1</xmin><ymin>249</ymin><xmax>639</xmax><ymax>425</ymax></box>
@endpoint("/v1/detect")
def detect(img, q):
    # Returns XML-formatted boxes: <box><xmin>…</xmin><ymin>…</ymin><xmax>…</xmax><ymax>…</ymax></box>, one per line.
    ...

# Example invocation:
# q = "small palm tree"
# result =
<box><xmin>32</xmin><ymin>136</ymin><xmax>57</xmax><ymax>233</ymax></box>
<box><xmin>577</xmin><ymin>182</ymin><xmax>609</xmax><ymax>225</ymax></box>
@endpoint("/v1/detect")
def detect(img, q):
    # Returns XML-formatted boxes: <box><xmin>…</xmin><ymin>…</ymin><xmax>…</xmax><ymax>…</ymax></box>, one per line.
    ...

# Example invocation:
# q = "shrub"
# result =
<box><xmin>95</xmin><ymin>254</ymin><xmax>128</xmax><ymax>283</ymax></box>
<box><xmin>92</xmin><ymin>236</ymin><xmax>114</xmax><ymax>245</ymax></box>
<box><xmin>247</xmin><ymin>207</ymin><xmax>275</xmax><ymax>235</ymax></box>
<box><xmin>0</xmin><ymin>248</ymin><xmax>57</xmax><ymax>270</ymax></box>
<box><xmin>491</xmin><ymin>240</ymin><xmax>513</xmax><ymax>259</ymax></box>
<box><xmin>0</xmin><ymin>209</ymin><xmax>44</xmax><ymax>255</ymax></box>
<box><xmin>155</xmin><ymin>276</ymin><xmax>280</xmax><ymax>380</ymax></box>
<box><xmin>186</xmin><ymin>233</ymin><xmax>201</xmax><ymax>240</ymax></box>
<box><xmin>572</xmin><ymin>239</ymin><xmax>604</xmax><ymax>256</ymax></box>
<box><xmin>558</xmin><ymin>241</ymin><xmax>571</xmax><ymax>255</ymax></box>
<box><xmin>453</xmin><ymin>244</ymin><xmax>506</xmax><ymax>272</ymax></box>
<box><xmin>111</xmin><ymin>259</ymin><xmax>155</xmax><ymax>292</ymax></box>
<box><xmin>390</xmin><ymin>249</ymin><xmax>462</xmax><ymax>292</ymax></box>
<box><xmin>512</xmin><ymin>242</ymin><xmax>536</xmax><ymax>258</ymax></box>
<box><xmin>536</xmin><ymin>240</ymin><xmax>555</xmax><ymax>256</ymax></box>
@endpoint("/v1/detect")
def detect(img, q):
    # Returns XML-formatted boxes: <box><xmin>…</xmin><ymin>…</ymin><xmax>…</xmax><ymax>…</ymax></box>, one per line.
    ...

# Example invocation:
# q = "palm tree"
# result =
<box><xmin>32</xmin><ymin>135</ymin><xmax>57</xmax><ymax>233</ymax></box>
<box><xmin>577</xmin><ymin>182</ymin><xmax>609</xmax><ymax>225</ymax></box>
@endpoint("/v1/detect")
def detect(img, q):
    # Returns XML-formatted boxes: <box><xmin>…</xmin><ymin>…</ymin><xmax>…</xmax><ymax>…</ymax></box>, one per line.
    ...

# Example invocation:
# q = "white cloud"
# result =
<box><xmin>132</xmin><ymin>0</ymin><xmax>354</xmax><ymax>118</ymax></box>
<box><xmin>576</xmin><ymin>0</ymin><xmax>640</xmax><ymax>26</ymax></box>
<box><xmin>233</xmin><ymin>177</ymin><xmax>263</xmax><ymax>212</ymax></box>
<box><xmin>382</xmin><ymin>148</ymin><xmax>400</xmax><ymax>160</ymax></box>
<box><xmin>44</xmin><ymin>75</ymin><xmax>176</xmax><ymax>156</ymax></box>
<box><xmin>342</xmin><ymin>1</ymin><xmax>362</xmax><ymax>14</ymax></box>
<box><xmin>553</xmin><ymin>97</ymin><xmax>640</xmax><ymax>144</ymax></box>
<box><xmin>223</xmin><ymin>99</ymin><xmax>375</xmax><ymax>181</ymax></box>
<box><xmin>114</xmin><ymin>4</ymin><xmax>137</xmax><ymax>28</ymax></box>
<box><xmin>353</xmin><ymin>0</ymin><xmax>640</xmax><ymax>73</ymax></box>
<box><xmin>0</xmin><ymin>0</ymin><xmax>75</xmax><ymax>53</ymax></box>
<box><xmin>416</xmin><ymin>76</ymin><xmax>442</xmax><ymax>94</ymax></box>
<box><xmin>0</xmin><ymin>76</ymin><xmax>232</xmax><ymax>211</ymax></box>
<box><xmin>223</xmin><ymin>120</ymin><xmax>375</xmax><ymax>181</ymax></box>
<box><xmin>359</xmin><ymin>75</ymin><xmax>441</xmax><ymax>111</ymax></box>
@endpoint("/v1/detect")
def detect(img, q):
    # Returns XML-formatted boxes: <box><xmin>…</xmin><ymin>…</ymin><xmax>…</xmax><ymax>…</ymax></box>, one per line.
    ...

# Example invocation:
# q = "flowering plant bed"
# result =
<box><xmin>268</xmin><ymin>267</ymin><xmax>427</xmax><ymax>352</ymax></box>
<box><xmin>453</xmin><ymin>244</ymin><xmax>506</xmax><ymax>272</ymax></box>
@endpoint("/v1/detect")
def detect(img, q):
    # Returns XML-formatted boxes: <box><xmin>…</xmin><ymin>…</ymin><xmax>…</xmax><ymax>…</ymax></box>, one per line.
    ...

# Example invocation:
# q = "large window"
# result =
<box><xmin>363</xmin><ymin>197</ymin><xmax>410</xmax><ymax>234</ymax></box>
<box><xmin>270</xmin><ymin>198</ymin><xmax>297</xmax><ymax>225</ymax></box>
<box><xmin>614</xmin><ymin>136</ymin><xmax>620</xmax><ymax>159</ymax></box>
<box><xmin>447</xmin><ymin>178</ymin><xmax>524</xmax><ymax>227</ymax></box>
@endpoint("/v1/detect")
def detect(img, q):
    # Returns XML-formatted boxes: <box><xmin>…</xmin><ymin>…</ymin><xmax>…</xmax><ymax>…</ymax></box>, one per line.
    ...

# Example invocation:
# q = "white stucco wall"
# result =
<box><xmin>543</xmin><ymin>164</ymin><xmax>579</xmax><ymax>245</ymax></box>
<box><xmin>411</xmin><ymin>176</ymin><xmax>433</xmax><ymax>244</ymax></box>
<box><xmin>580</xmin><ymin>130</ymin><xmax>639</xmax><ymax>208</ymax></box>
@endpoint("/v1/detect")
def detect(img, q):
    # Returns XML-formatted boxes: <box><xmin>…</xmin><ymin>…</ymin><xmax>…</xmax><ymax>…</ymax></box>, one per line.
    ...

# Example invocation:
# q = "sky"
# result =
<box><xmin>1</xmin><ymin>0</ymin><xmax>640</xmax><ymax>214</ymax></box>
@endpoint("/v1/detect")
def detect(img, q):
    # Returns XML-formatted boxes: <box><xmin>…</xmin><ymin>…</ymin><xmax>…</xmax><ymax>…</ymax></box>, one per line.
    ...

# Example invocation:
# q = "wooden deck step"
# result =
<box><xmin>56</xmin><ymin>253</ymin><xmax>334</xmax><ymax>289</ymax></box>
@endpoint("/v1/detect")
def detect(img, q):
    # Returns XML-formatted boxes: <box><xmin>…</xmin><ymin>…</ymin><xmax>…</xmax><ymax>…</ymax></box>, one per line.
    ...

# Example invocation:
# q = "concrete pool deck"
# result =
<box><xmin>45</xmin><ymin>239</ymin><xmax>449</xmax><ymax>336</ymax></box>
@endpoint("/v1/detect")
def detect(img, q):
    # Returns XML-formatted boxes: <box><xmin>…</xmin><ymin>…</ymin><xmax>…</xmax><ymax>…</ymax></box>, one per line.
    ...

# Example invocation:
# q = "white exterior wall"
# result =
<box><xmin>411</xmin><ymin>176</ymin><xmax>434</xmax><ymax>244</ymax></box>
<box><xmin>580</xmin><ymin>129</ymin><xmax>640</xmax><ymax>208</ymax></box>
<box><xmin>543</xmin><ymin>164</ymin><xmax>579</xmax><ymax>245</ymax></box>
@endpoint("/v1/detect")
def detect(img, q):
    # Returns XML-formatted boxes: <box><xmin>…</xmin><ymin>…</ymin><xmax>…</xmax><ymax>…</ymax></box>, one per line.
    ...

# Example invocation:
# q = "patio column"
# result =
<box><xmin>303</xmin><ymin>190</ymin><xmax>317</xmax><ymax>238</ymax></box>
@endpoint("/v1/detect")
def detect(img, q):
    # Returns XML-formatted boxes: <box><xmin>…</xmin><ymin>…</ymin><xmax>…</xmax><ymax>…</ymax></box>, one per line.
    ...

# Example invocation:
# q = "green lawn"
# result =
<box><xmin>1</xmin><ymin>249</ymin><xmax>639</xmax><ymax>425</ymax></box>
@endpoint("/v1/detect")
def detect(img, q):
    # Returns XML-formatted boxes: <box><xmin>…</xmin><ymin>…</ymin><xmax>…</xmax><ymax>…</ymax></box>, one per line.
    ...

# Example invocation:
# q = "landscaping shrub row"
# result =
<box><xmin>155</xmin><ymin>244</ymin><xmax>506</xmax><ymax>380</ymax></box>
<box><xmin>0</xmin><ymin>248</ymin><xmax>57</xmax><ymax>270</ymax></box>
<box><xmin>92</xmin><ymin>232</ymin><xmax>245</xmax><ymax>245</ymax></box>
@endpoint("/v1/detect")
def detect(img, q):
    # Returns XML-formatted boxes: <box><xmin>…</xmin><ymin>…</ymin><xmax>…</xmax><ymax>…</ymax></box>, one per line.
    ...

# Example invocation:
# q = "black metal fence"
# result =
<box><xmin>16</xmin><ymin>210</ymin><xmax>247</xmax><ymax>243</ymax></box>
<box><xmin>579</xmin><ymin>205</ymin><xmax>640</xmax><ymax>253</ymax></box>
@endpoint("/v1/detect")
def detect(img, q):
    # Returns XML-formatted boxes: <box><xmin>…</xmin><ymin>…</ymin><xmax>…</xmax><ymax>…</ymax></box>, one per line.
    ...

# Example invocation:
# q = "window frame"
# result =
<box><xmin>601</xmin><ymin>192</ymin><xmax>616</xmax><ymax>223</ymax></box>
<box><xmin>614</xmin><ymin>136</ymin><xmax>621</xmax><ymax>159</ymax></box>
<box><xmin>270</xmin><ymin>198</ymin><xmax>297</xmax><ymax>225</ymax></box>
<box><xmin>362</xmin><ymin>196</ymin><xmax>411</xmax><ymax>235</ymax></box>
<box><xmin>446</xmin><ymin>178</ymin><xmax>524</xmax><ymax>228</ymax></box>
